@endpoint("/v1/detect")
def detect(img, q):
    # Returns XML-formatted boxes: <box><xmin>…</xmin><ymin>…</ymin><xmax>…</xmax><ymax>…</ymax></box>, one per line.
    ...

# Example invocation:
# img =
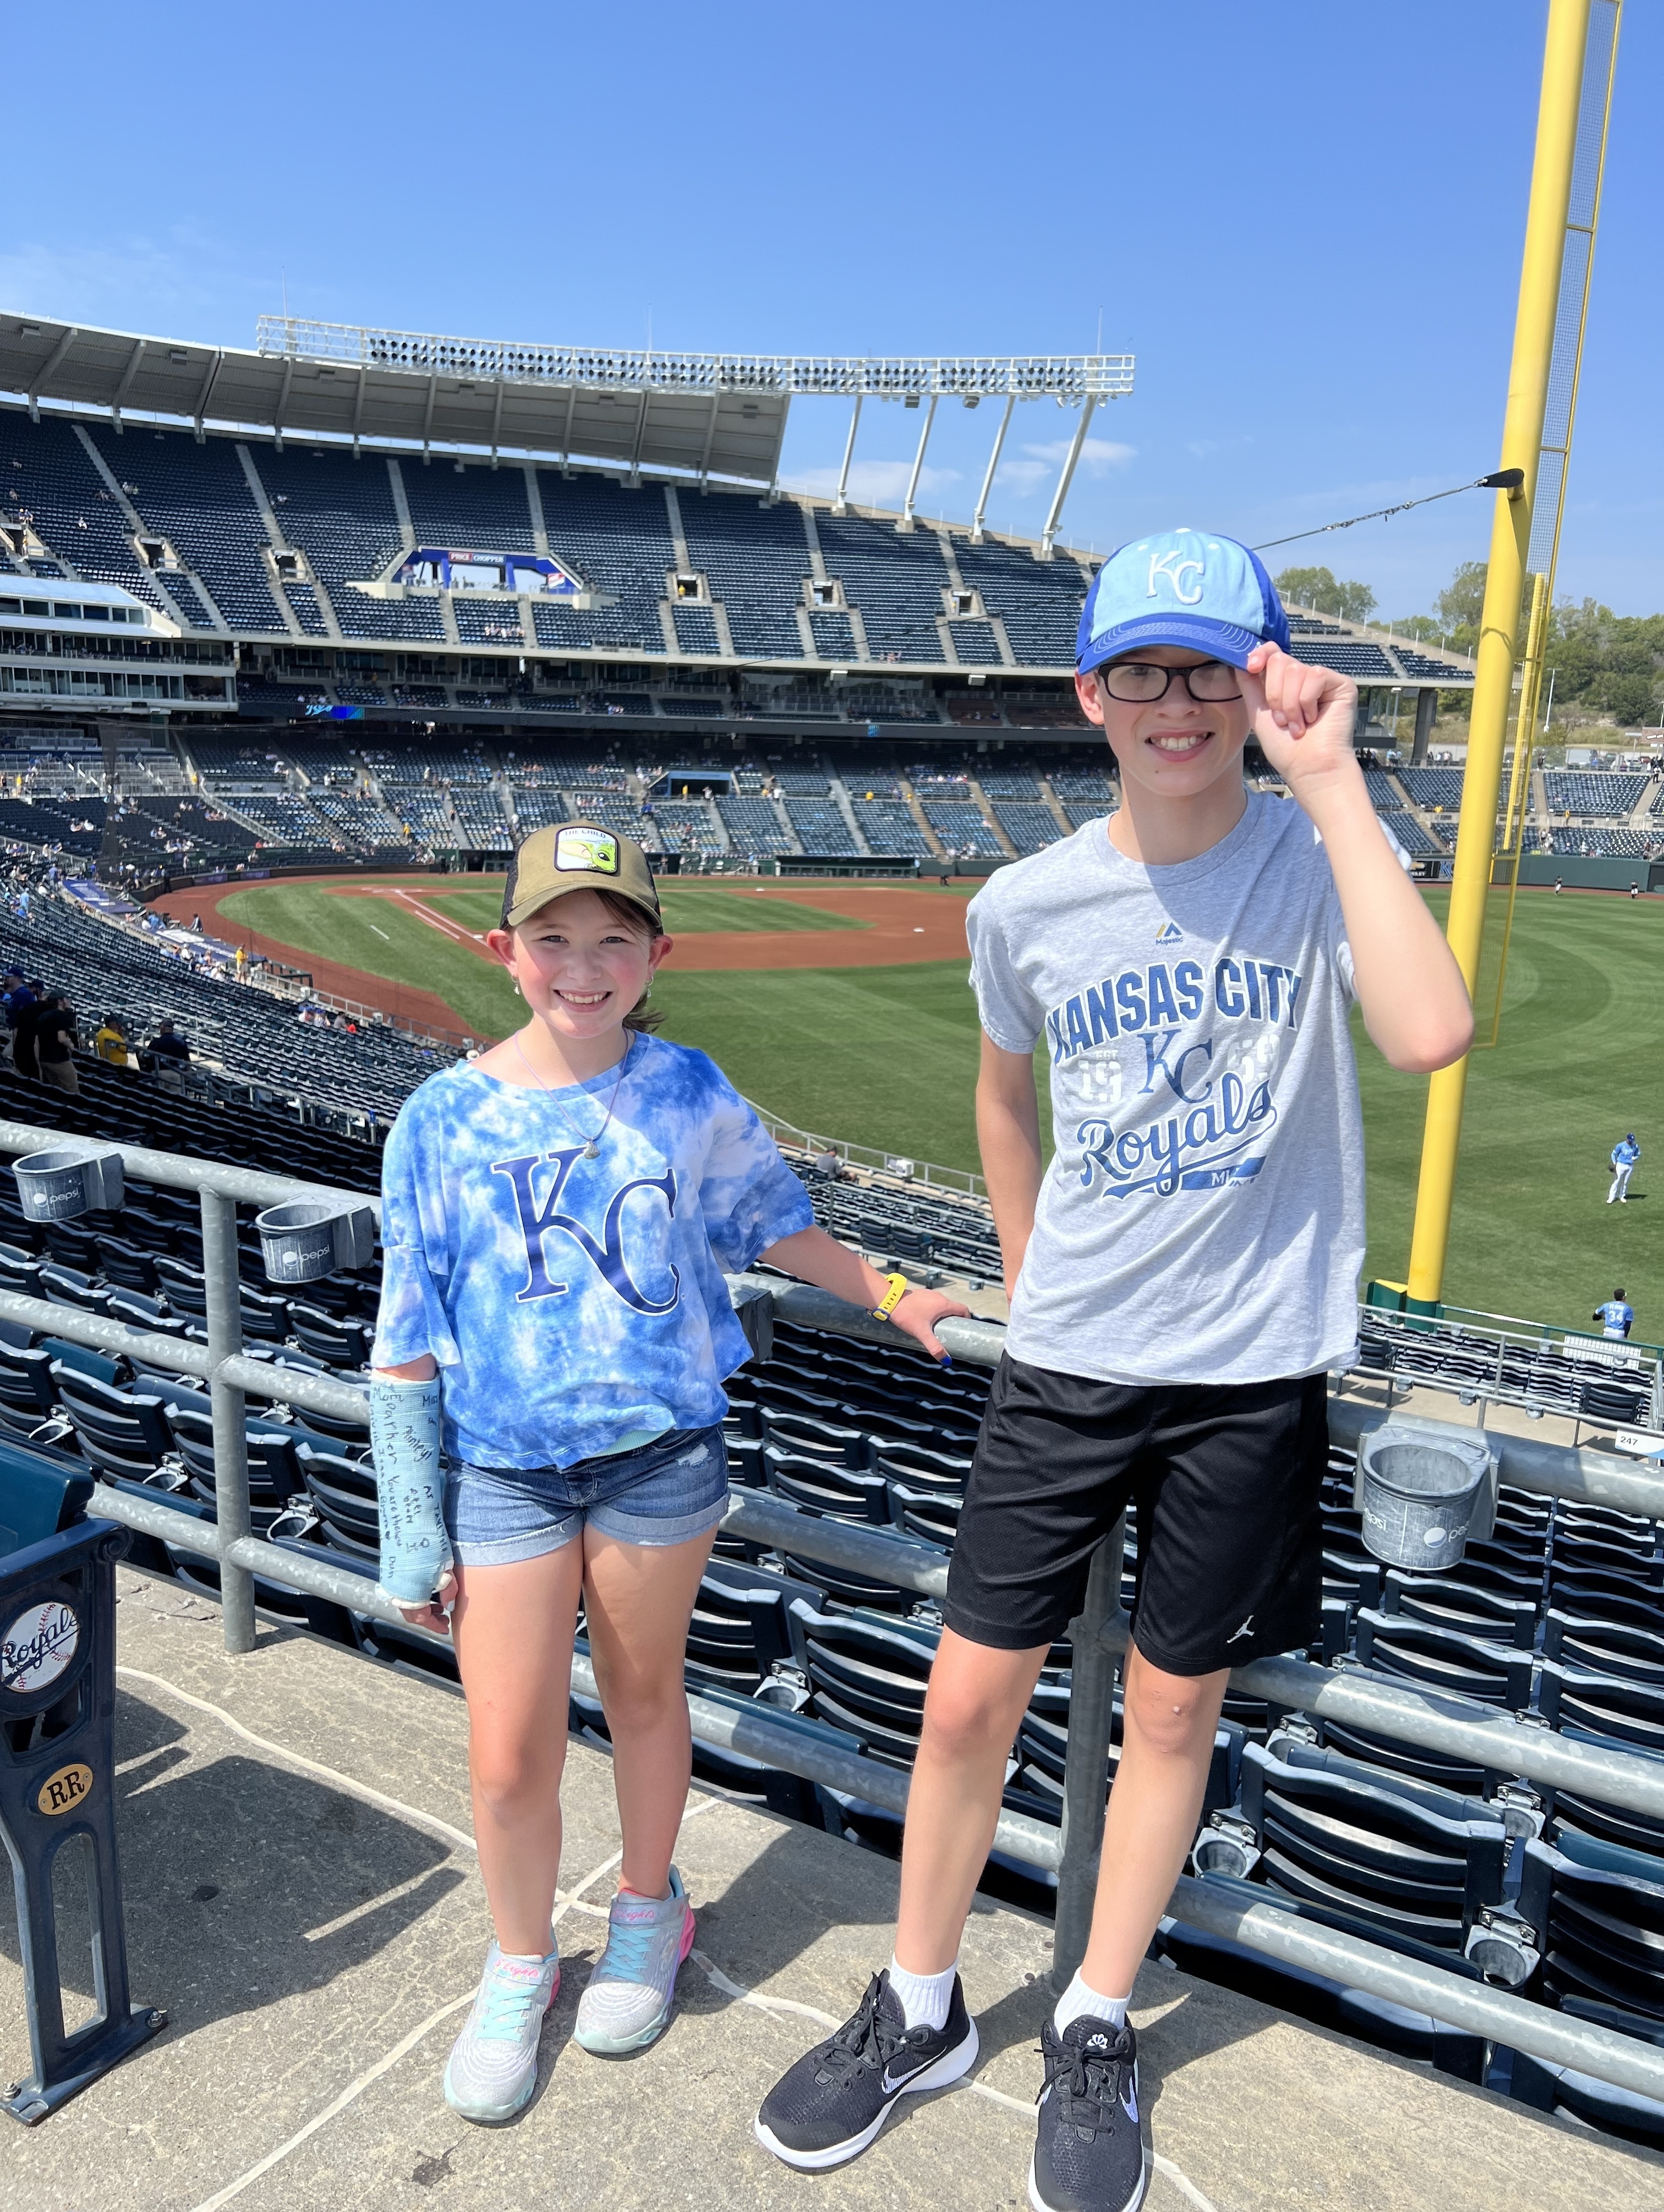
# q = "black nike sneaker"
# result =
<box><xmin>754</xmin><ymin>1968</ymin><xmax>979</xmax><ymax>2170</ymax></box>
<box><xmin>1029</xmin><ymin>2016</ymin><xmax>1150</xmax><ymax>2212</ymax></box>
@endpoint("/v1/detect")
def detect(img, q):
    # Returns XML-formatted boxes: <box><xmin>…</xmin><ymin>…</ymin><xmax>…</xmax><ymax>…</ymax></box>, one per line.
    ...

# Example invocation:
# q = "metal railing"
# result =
<box><xmin>741</xmin><ymin>1103</ymin><xmax>989</xmax><ymax>1200</ymax></box>
<box><xmin>1361</xmin><ymin>1302</ymin><xmax>1663</xmax><ymax>1431</ymax></box>
<box><xmin>254</xmin><ymin>319</ymin><xmax>1137</xmax><ymax>401</ymax></box>
<box><xmin>3</xmin><ymin>1122</ymin><xmax>1664</xmax><ymax>2107</ymax></box>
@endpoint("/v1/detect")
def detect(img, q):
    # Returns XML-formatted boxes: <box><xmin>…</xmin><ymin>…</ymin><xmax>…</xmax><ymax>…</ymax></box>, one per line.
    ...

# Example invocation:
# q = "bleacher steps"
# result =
<box><xmin>706</xmin><ymin>797</ymin><xmax>732</xmax><ymax>853</ymax></box>
<box><xmin>845</xmin><ymin>604</ymin><xmax>873</xmax><ymax>664</ymax></box>
<box><xmin>799</xmin><ymin>501</ymin><xmax>830</xmax><ymax>585</ymax></box>
<box><xmin>69</xmin><ymin>424</ymin><xmax>206</xmax><ymax>635</ymax></box>
<box><xmin>792</xmin><ymin>607</ymin><xmax>819</xmax><ymax>660</ymax></box>
<box><xmin>1038</xmin><ymin>777</ymin><xmax>1075</xmax><ymax>836</ymax></box>
<box><xmin>967</xmin><ymin>777</ymin><xmax>1018</xmax><ymax>857</ymax></box>
<box><xmin>898</xmin><ymin>776</ymin><xmax>946</xmax><ymax>858</ymax></box>
<box><xmin>233</xmin><ymin>446</ymin><xmax>309</xmax><ymax>640</ymax></box>
<box><xmin>827</xmin><ymin>774</ymin><xmax>873</xmax><ymax>855</ymax></box>
<box><xmin>663</xmin><ymin>486</ymin><xmax>694</xmax><ymax>577</ymax></box>
<box><xmin>709</xmin><ymin>600</ymin><xmax>736</xmax><ymax>658</ymax></box>
<box><xmin>384</xmin><ymin>459</ymin><xmax>418</xmax><ymax>555</ymax></box>
<box><xmin>935</xmin><ymin>528</ymin><xmax>967</xmax><ymax>596</ymax></box>
<box><xmin>770</xmin><ymin>795</ymin><xmax>802</xmax><ymax>853</ymax></box>
<box><xmin>657</xmin><ymin>602</ymin><xmax>681</xmax><ymax>655</ymax></box>
<box><xmin>522</xmin><ymin>462</ymin><xmax>551</xmax><ymax>555</ymax></box>
<box><xmin>986</xmin><ymin>613</ymin><xmax>1019</xmax><ymax>668</ymax></box>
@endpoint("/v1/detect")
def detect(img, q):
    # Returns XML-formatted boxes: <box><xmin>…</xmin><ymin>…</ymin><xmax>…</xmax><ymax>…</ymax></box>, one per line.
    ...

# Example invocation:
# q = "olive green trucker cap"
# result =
<box><xmin>500</xmin><ymin>821</ymin><xmax>661</xmax><ymax>931</ymax></box>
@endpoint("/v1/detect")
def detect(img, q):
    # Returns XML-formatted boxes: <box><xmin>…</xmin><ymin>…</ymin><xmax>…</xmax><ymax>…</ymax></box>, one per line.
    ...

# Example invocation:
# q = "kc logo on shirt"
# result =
<box><xmin>492</xmin><ymin>1145</ymin><xmax>681</xmax><ymax>1311</ymax></box>
<box><xmin>1044</xmin><ymin>943</ymin><xmax>1302</xmax><ymax>1203</ymax></box>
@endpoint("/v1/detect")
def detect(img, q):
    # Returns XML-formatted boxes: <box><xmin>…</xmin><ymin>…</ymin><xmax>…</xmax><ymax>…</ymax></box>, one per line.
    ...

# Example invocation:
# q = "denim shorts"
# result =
<box><xmin>444</xmin><ymin>1425</ymin><xmax>730</xmax><ymax>1567</ymax></box>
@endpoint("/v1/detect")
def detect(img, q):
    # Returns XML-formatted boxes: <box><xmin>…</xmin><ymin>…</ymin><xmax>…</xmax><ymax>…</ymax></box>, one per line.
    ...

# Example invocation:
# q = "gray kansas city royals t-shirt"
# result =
<box><xmin>967</xmin><ymin>792</ymin><xmax>1365</xmax><ymax>1386</ymax></box>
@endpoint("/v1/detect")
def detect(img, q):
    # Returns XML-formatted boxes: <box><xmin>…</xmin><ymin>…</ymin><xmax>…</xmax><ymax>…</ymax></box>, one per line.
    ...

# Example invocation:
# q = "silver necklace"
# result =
<box><xmin>510</xmin><ymin>1029</ymin><xmax>631</xmax><ymax>1158</ymax></box>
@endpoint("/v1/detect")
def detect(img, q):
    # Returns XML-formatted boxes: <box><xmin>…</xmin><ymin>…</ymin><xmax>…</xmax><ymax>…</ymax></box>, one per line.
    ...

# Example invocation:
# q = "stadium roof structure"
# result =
<box><xmin>0</xmin><ymin>311</ymin><xmax>1134</xmax><ymax>541</ymax></box>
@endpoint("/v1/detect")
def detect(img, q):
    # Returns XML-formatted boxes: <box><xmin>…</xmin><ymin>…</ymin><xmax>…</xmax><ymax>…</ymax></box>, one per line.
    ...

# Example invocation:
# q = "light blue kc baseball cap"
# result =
<box><xmin>1076</xmin><ymin>528</ymin><xmax>1290</xmax><ymax>675</ymax></box>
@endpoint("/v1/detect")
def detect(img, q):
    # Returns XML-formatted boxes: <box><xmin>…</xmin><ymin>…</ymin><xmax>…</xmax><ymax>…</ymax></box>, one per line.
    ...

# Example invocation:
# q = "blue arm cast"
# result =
<box><xmin>369</xmin><ymin>1375</ymin><xmax>452</xmax><ymax>1606</ymax></box>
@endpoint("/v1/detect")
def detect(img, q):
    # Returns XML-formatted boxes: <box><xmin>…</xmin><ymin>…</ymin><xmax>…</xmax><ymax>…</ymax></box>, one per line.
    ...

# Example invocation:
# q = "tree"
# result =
<box><xmin>1273</xmin><ymin>565</ymin><xmax>1377</xmax><ymax>623</ymax></box>
<box><xmin>1435</xmin><ymin>562</ymin><xmax>1488</xmax><ymax>650</ymax></box>
<box><xmin>1599</xmin><ymin>672</ymin><xmax>1659</xmax><ymax>729</ymax></box>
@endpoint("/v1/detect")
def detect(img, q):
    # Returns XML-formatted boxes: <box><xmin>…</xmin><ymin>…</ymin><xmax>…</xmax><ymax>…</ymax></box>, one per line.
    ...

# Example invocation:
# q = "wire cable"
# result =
<box><xmin>1254</xmin><ymin>471</ymin><xmax>1521</xmax><ymax>553</ymax></box>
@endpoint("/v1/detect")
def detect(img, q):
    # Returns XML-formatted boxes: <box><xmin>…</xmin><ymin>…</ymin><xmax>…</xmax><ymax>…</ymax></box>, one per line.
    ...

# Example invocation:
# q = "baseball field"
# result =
<box><xmin>189</xmin><ymin>871</ymin><xmax>1662</xmax><ymax>1340</ymax></box>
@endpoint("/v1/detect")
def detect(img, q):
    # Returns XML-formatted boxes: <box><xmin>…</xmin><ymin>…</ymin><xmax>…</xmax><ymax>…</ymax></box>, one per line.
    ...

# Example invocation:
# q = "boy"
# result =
<box><xmin>754</xmin><ymin>531</ymin><xmax>1473</xmax><ymax>2212</ymax></box>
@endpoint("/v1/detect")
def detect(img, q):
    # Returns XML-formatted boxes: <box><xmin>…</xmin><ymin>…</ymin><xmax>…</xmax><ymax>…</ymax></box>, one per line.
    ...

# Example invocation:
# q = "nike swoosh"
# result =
<box><xmin>882</xmin><ymin>2055</ymin><xmax>933</xmax><ymax>2094</ymax></box>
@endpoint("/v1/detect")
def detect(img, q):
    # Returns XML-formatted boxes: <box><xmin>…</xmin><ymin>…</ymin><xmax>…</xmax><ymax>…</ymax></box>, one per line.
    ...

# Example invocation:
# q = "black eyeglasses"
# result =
<box><xmin>1096</xmin><ymin>660</ymin><xmax>1242</xmax><ymax>704</ymax></box>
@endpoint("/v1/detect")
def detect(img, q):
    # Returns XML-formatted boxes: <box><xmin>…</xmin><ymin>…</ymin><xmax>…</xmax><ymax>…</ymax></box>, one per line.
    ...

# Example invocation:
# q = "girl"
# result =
<box><xmin>371</xmin><ymin>822</ymin><xmax>965</xmax><ymax>2123</ymax></box>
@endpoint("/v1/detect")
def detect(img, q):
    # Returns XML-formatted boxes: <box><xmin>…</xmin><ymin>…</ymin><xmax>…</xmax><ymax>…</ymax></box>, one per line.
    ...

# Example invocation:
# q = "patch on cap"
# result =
<box><xmin>555</xmin><ymin>825</ymin><xmax>619</xmax><ymax>875</ymax></box>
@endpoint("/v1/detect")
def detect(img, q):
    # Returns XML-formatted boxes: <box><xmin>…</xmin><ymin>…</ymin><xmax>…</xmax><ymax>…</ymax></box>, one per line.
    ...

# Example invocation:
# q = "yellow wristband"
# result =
<box><xmin>872</xmin><ymin>1271</ymin><xmax>908</xmax><ymax>1321</ymax></box>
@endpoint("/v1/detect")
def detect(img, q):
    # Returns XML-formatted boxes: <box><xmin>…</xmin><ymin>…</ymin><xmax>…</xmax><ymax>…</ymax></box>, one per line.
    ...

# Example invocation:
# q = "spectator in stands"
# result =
<box><xmin>9</xmin><ymin>980</ymin><xmax>45</xmax><ymax>1081</ymax></box>
<box><xmin>1</xmin><ymin>969</ymin><xmax>29</xmax><ymax>1062</ymax></box>
<box><xmin>92</xmin><ymin>1012</ymin><xmax>131</xmax><ymax>1067</ymax></box>
<box><xmin>145</xmin><ymin>1019</ymin><xmax>190</xmax><ymax>1090</ymax></box>
<box><xmin>369</xmin><ymin>821</ymin><xmax>965</xmax><ymax>2127</ymax></box>
<box><xmin>757</xmin><ymin>531</ymin><xmax>1473</xmax><ymax>2212</ymax></box>
<box><xmin>31</xmin><ymin>993</ymin><xmax>79</xmax><ymax>1096</ymax></box>
<box><xmin>811</xmin><ymin>1144</ymin><xmax>842</xmax><ymax>1179</ymax></box>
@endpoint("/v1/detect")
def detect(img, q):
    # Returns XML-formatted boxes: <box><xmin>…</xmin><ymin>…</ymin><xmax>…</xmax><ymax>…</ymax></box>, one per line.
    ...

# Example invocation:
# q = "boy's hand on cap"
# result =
<box><xmin>1241</xmin><ymin>644</ymin><xmax>1360</xmax><ymax>800</ymax></box>
<box><xmin>890</xmin><ymin>1286</ymin><xmax>971</xmax><ymax>1364</ymax></box>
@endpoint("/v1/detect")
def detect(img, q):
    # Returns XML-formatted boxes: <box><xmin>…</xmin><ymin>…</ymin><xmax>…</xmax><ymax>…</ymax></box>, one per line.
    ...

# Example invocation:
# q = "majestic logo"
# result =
<box><xmin>555</xmin><ymin>825</ymin><xmax>619</xmax><ymax>875</ymax></box>
<box><xmin>1148</xmin><ymin>547</ymin><xmax>1204</xmax><ymax>605</ymax></box>
<box><xmin>492</xmin><ymin>1146</ymin><xmax>679</xmax><ymax>1311</ymax></box>
<box><xmin>1153</xmin><ymin>921</ymin><xmax>1184</xmax><ymax>945</ymax></box>
<box><xmin>1</xmin><ymin>1600</ymin><xmax>80</xmax><ymax>1696</ymax></box>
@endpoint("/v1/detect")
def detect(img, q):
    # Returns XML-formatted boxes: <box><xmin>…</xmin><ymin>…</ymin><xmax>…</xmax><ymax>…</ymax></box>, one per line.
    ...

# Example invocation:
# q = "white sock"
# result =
<box><xmin>1053</xmin><ymin>1969</ymin><xmax>1130</xmax><ymax>2036</ymax></box>
<box><xmin>887</xmin><ymin>1955</ymin><xmax>956</xmax><ymax>2032</ymax></box>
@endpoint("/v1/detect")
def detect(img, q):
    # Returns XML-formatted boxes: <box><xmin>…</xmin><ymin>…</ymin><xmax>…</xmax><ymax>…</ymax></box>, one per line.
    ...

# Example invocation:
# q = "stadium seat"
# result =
<box><xmin>785</xmin><ymin>1598</ymin><xmax>940</xmax><ymax>1769</ymax></box>
<box><xmin>48</xmin><ymin>1365</ymin><xmax>174</xmax><ymax>1481</ymax></box>
<box><xmin>1213</xmin><ymin>1735</ymin><xmax>1509</xmax><ymax>1950</ymax></box>
<box><xmin>1537</xmin><ymin>1660</ymin><xmax>1664</xmax><ymax>1759</ymax></box>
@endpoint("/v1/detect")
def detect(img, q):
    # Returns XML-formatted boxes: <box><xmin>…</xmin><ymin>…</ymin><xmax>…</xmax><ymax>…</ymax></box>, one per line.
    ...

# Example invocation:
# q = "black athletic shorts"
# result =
<box><xmin>943</xmin><ymin>1354</ymin><xmax>1330</xmax><ymax>1675</ymax></box>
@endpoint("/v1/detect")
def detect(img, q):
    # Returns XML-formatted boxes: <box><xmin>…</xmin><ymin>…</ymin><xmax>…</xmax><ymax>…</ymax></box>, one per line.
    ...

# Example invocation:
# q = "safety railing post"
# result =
<box><xmin>1052</xmin><ymin>1520</ymin><xmax>1125</xmax><ymax>1989</ymax></box>
<box><xmin>199</xmin><ymin>1188</ymin><xmax>254</xmax><ymax>1656</ymax></box>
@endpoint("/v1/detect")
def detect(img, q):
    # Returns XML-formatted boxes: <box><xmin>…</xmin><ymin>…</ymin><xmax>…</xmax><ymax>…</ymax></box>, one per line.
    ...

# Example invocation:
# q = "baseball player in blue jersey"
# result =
<box><xmin>1608</xmin><ymin>1133</ymin><xmax>1640</xmax><ymax>1204</ymax></box>
<box><xmin>1595</xmin><ymin>1288</ymin><xmax>1635</xmax><ymax>1340</ymax></box>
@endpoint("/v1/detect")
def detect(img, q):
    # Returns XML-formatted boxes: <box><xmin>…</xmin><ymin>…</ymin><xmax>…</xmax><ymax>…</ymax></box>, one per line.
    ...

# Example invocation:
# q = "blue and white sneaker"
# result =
<box><xmin>442</xmin><ymin>1941</ymin><xmax>560</xmax><ymax>2123</ymax></box>
<box><xmin>573</xmin><ymin>1865</ymin><xmax>696</xmax><ymax>2055</ymax></box>
<box><xmin>1030</xmin><ymin>2016</ymin><xmax>1150</xmax><ymax>2212</ymax></box>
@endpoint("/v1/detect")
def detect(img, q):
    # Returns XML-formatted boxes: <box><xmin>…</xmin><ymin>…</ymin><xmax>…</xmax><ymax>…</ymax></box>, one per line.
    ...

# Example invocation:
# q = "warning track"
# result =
<box><xmin>146</xmin><ymin>874</ymin><xmax>973</xmax><ymax>1034</ymax></box>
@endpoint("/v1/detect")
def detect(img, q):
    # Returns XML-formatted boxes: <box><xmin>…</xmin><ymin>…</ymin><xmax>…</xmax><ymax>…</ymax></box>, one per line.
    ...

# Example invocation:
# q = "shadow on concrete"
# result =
<box><xmin>0</xmin><ymin>1687</ymin><xmax>469</xmax><ymax>2041</ymax></box>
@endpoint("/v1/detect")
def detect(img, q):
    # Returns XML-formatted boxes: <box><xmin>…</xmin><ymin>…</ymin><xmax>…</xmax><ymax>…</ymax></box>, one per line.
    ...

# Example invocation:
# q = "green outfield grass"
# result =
<box><xmin>217</xmin><ymin>875</ymin><xmax>1664</xmax><ymax>1338</ymax></box>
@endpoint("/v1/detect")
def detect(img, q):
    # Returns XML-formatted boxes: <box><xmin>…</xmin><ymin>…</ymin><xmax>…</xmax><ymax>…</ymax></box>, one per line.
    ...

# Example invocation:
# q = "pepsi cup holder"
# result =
<box><xmin>255</xmin><ymin>1200</ymin><xmax>376</xmax><ymax>1286</ymax></box>
<box><xmin>12</xmin><ymin>1148</ymin><xmax>125</xmax><ymax>1224</ymax></box>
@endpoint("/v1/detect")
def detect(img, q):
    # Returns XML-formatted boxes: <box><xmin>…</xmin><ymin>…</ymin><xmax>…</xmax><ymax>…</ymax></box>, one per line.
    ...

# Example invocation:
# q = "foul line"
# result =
<box><xmin>129</xmin><ymin>1657</ymin><xmax>725</xmax><ymax>2212</ymax></box>
<box><xmin>116</xmin><ymin>1665</ymin><xmax>480</xmax><ymax>1856</ymax></box>
<box><xmin>124</xmin><ymin>1673</ymin><xmax>1213</xmax><ymax>2210</ymax></box>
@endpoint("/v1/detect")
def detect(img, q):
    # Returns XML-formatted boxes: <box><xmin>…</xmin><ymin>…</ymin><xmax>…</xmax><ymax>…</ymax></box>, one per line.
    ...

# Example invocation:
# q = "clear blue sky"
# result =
<box><xmin>8</xmin><ymin>1</ymin><xmax>1657</xmax><ymax>618</ymax></box>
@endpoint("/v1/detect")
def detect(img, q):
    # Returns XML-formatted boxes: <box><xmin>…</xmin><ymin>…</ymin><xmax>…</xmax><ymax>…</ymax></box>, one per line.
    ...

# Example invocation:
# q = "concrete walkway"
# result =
<box><xmin>2</xmin><ymin>1575</ymin><xmax>1658</xmax><ymax>2212</ymax></box>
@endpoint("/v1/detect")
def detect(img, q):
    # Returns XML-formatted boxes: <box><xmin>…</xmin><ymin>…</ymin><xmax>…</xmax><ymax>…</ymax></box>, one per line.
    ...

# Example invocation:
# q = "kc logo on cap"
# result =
<box><xmin>1077</xmin><ymin>527</ymin><xmax>1290</xmax><ymax>676</ymax></box>
<box><xmin>554</xmin><ymin>826</ymin><xmax>620</xmax><ymax>875</ymax></box>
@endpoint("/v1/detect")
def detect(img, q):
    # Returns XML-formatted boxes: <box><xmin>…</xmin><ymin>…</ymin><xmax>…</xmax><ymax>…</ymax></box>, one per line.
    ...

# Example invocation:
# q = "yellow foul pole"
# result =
<box><xmin>1404</xmin><ymin>0</ymin><xmax>1593</xmax><ymax>1310</ymax></box>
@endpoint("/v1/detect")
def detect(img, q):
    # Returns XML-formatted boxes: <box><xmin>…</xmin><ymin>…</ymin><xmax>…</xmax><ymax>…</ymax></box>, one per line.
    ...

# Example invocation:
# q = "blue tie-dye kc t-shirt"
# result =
<box><xmin>373</xmin><ymin>1035</ymin><xmax>814</xmax><ymax>1468</ymax></box>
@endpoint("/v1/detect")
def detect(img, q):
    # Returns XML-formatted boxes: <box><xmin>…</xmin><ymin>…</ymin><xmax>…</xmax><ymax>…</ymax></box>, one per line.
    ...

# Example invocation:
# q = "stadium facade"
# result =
<box><xmin>0</xmin><ymin>308</ymin><xmax>1484</xmax><ymax>880</ymax></box>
